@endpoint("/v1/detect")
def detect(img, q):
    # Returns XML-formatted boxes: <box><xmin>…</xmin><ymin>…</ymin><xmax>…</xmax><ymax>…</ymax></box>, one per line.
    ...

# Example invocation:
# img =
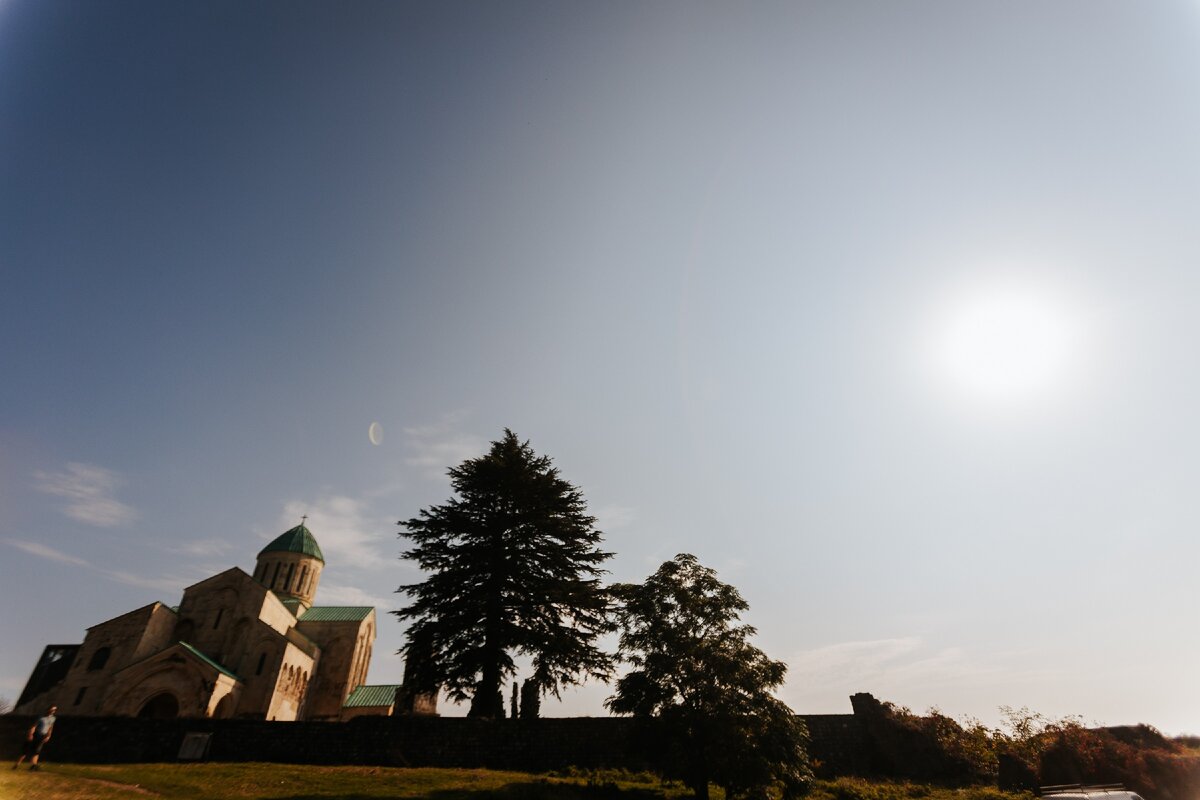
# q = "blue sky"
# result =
<box><xmin>2</xmin><ymin>0</ymin><xmax>1200</xmax><ymax>733</ymax></box>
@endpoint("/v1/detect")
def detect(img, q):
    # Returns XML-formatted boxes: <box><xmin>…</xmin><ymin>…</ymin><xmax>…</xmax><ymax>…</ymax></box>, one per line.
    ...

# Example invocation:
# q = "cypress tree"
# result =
<box><xmin>520</xmin><ymin>678</ymin><xmax>541</xmax><ymax>720</ymax></box>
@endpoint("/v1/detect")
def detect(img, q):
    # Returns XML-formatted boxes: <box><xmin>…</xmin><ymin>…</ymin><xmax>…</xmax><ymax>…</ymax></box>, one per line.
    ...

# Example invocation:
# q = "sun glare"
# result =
<box><xmin>924</xmin><ymin>281</ymin><xmax>1086</xmax><ymax>413</ymax></box>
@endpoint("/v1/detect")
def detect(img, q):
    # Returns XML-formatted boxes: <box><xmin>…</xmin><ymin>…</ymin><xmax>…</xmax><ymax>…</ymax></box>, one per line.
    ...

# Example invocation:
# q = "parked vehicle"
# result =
<box><xmin>1041</xmin><ymin>784</ymin><xmax>1145</xmax><ymax>800</ymax></box>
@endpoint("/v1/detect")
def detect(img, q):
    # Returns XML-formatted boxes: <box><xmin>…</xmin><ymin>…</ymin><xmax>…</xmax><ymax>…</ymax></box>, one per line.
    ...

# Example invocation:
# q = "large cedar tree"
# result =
<box><xmin>396</xmin><ymin>430</ymin><xmax>614</xmax><ymax>718</ymax></box>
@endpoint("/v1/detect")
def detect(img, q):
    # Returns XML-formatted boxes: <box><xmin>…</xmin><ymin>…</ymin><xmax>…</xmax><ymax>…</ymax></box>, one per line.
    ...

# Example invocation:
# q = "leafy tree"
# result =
<box><xmin>607</xmin><ymin>554</ymin><xmax>811</xmax><ymax>800</ymax></box>
<box><xmin>396</xmin><ymin>429</ymin><xmax>614</xmax><ymax>718</ymax></box>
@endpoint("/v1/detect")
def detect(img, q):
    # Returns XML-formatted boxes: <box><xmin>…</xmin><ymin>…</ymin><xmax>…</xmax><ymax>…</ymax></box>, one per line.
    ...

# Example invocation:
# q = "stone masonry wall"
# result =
<box><xmin>0</xmin><ymin>713</ymin><xmax>871</xmax><ymax>774</ymax></box>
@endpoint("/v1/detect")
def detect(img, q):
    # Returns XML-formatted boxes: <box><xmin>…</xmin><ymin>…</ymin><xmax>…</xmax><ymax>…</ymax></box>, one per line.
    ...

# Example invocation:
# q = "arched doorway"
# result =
<box><xmin>137</xmin><ymin>692</ymin><xmax>179</xmax><ymax>719</ymax></box>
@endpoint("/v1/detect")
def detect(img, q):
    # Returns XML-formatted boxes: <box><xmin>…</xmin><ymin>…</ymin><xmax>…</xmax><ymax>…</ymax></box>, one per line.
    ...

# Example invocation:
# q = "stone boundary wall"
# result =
<box><xmin>0</xmin><ymin>713</ymin><xmax>871</xmax><ymax>775</ymax></box>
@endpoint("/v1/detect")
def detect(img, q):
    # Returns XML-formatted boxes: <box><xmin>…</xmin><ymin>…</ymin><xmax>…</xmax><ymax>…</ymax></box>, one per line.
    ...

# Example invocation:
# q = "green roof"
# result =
<box><xmin>178</xmin><ymin>641</ymin><xmax>240</xmax><ymax>681</ymax></box>
<box><xmin>343</xmin><ymin>684</ymin><xmax>402</xmax><ymax>708</ymax></box>
<box><xmin>259</xmin><ymin>524</ymin><xmax>324</xmax><ymax>563</ymax></box>
<box><xmin>299</xmin><ymin>606</ymin><xmax>374</xmax><ymax>622</ymax></box>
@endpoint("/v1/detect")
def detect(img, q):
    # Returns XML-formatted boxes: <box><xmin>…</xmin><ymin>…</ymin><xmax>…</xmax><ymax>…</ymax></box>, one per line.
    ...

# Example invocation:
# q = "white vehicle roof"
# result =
<box><xmin>1041</xmin><ymin>786</ymin><xmax>1143</xmax><ymax>800</ymax></box>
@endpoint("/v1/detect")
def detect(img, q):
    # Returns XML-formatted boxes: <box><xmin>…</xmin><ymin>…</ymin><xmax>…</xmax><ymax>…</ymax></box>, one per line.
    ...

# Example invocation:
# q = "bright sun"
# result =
<box><xmin>925</xmin><ymin>281</ymin><xmax>1085</xmax><ymax>413</ymax></box>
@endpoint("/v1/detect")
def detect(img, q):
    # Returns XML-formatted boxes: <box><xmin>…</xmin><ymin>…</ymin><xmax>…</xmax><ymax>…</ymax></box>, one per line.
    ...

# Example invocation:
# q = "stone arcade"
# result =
<box><xmin>14</xmin><ymin>522</ymin><xmax>424</xmax><ymax>721</ymax></box>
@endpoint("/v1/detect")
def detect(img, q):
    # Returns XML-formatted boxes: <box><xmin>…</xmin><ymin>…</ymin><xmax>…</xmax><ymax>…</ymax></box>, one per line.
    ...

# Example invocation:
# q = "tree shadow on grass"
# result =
<box><xmin>267</xmin><ymin>780</ymin><xmax>672</xmax><ymax>800</ymax></box>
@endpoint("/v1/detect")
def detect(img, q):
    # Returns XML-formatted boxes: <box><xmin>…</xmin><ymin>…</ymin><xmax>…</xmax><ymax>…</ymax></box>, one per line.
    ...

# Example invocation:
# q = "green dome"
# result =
<box><xmin>259</xmin><ymin>524</ymin><xmax>324</xmax><ymax>563</ymax></box>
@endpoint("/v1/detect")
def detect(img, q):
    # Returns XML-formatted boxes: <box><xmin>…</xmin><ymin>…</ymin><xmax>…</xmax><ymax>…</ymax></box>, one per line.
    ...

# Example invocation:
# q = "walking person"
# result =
<box><xmin>12</xmin><ymin>705</ymin><xmax>56</xmax><ymax>771</ymax></box>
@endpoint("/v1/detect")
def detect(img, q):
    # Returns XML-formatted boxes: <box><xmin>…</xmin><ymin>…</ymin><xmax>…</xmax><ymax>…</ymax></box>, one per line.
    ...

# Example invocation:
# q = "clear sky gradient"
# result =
<box><xmin>2</xmin><ymin>1</ymin><xmax>1199</xmax><ymax>733</ymax></box>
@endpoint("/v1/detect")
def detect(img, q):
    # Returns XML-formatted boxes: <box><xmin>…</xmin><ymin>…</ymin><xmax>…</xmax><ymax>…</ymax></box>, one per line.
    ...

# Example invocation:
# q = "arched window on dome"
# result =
<box><xmin>271</xmin><ymin>562</ymin><xmax>282</xmax><ymax>588</ymax></box>
<box><xmin>297</xmin><ymin>565</ymin><xmax>308</xmax><ymax>594</ymax></box>
<box><xmin>284</xmin><ymin>563</ymin><xmax>295</xmax><ymax>592</ymax></box>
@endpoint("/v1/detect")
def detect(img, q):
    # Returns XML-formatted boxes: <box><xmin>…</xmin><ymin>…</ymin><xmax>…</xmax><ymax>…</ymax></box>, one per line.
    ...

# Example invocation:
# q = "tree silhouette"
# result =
<box><xmin>397</xmin><ymin>429</ymin><xmax>614</xmax><ymax>718</ymax></box>
<box><xmin>608</xmin><ymin>554</ymin><xmax>811</xmax><ymax>800</ymax></box>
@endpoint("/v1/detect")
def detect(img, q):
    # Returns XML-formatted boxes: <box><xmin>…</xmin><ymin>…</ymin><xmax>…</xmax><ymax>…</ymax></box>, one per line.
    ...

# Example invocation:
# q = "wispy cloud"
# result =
<box><xmin>6</xmin><ymin>538</ymin><xmax>89</xmax><ymax>566</ymax></box>
<box><xmin>317</xmin><ymin>581</ymin><xmax>397</xmax><ymax>613</ymax></box>
<box><xmin>104</xmin><ymin>569</ymin><xmax>191</xmax><ymax>593</ymax></box>
<box><xmin>278</xmin><ymin>495</ymin><xmax>392</xmax><ymax>570</ymax></box>
<box><xmin>33</xmin><ymin>462</ymin><xmax>137</xmax><ymax>527</ymax></box>
<box><xmin>594</xmin><ymin>504</ymin><xmax>637</xmax><ymax>530</ymax></box>
<box><xmin>787</xmin><ymin>637</ymin><xmax>924</xmax><ymax>690</ymax></box>
<box><xmin>782</xmin><ymin>637</ymin><xmax>1057</xmax><ymax>713</ymax></box>
<box><xmin>404</xmin><ymin>412</ymin><xmax>485</xmax><ymax>480</ymax></box>
<box><xmin>173</xmin><ymin>538</ymin><xmax>234</xmax><ymax>557</ymax></box>
<box><xmin>5</xmin><ymin>539</ymin><xmax>195</xmax><ymax>594</ymax></box>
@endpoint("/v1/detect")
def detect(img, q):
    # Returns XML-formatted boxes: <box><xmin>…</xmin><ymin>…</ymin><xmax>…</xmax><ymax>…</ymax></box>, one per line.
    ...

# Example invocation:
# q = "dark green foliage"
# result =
<box><xmin>856</xmin><ymin>697</ymin><xmax>1200</xmax><ymax>800</ymax></box>
<box><xmin>1036</xmin><ymin>722</ymin><xmax>1200</xmax><ymax>800</ymax></box>
<box><xmin>852</xmin><ymin>696</ymin><xmax>998</xmax><ymax>784</ymax></box>
<box><xmin>396</xmin><ymin>430</ymin><xmax>615</xmax><ymax>719</ymax></box>
<box><xmin>521</xmin><ymin>679</ymin><xmax>542</xmax><ymax>720</ymax></box>
<box><xmin>512</xmin><ymin>682</ymin><xmax>520</xmax><ymax>719</ymax></box>
<box><xmin>606</xmin><ymin>553</ymin><xmax>812</xmax><ymax>800</ymax></box>
<box><xmin>403</xmin><ymin>626</ymin><xmax>439</xmax><ymax>687</ymax></box>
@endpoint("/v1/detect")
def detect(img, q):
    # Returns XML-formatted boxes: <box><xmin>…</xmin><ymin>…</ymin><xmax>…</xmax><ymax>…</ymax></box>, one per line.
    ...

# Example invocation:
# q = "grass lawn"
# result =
<box><xmin>0</xmin><ymin>763</ymin><xmax>1038</xmax><ymax>800</ymax></box>
<box><xmin>0</xmin><ymin>763</ymin><xmax>684</xmax><ymax>800</ymax></box>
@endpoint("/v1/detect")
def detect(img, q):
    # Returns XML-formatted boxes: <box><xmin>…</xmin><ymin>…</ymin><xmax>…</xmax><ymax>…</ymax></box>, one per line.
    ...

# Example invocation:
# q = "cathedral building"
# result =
<box><xmin>15</xmin><ymin>522</ymin><xmax>422</xmax><ymax>721</ymax></box>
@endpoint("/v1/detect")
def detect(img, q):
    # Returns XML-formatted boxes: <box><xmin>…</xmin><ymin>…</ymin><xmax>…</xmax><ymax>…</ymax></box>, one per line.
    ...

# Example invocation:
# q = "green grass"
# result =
<box><xmin>0</xmin><ymin>763</ymin><xmax>692</xmax><ymax>800</ymax></box>
<box><xmin>809</xmin><ymin>779</ymin><xmax>1036</xmax><ymax>800</ymax></box>
<box><xmin>0</xmin><ymin>764</ymin><xmax>1038</xmax><ymax>800</ymax></box>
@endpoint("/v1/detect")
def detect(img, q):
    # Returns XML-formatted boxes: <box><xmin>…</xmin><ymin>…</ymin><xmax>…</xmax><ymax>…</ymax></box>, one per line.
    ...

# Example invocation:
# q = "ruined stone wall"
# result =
<box><xmin>804</xmin><ymin>713</ymin><xmax>875</xmax><ymax>777</ymax></box>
